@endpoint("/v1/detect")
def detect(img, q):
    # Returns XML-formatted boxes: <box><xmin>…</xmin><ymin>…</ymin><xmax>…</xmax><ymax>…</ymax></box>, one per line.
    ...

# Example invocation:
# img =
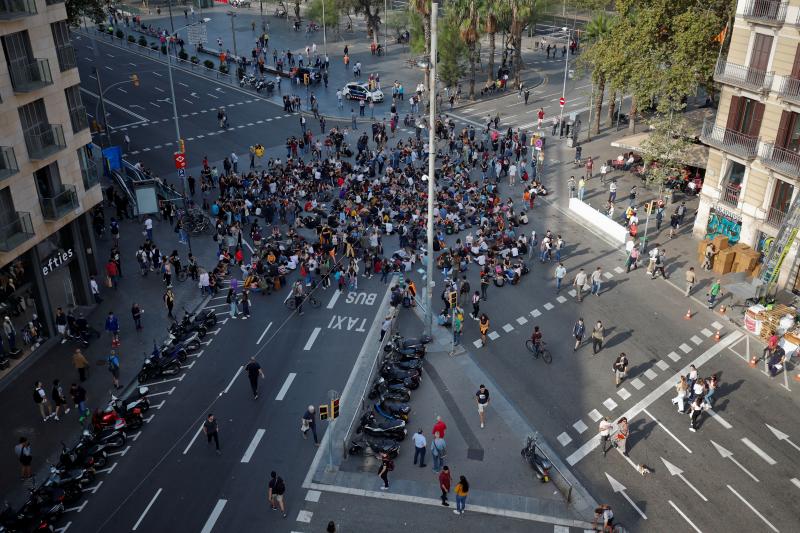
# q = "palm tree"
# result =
<box><xmin>410</xmin><ymin>0</ymin><xmax>432</xmax><ymax>86</ymax></box>
<box><xmin>583</xmin><ymin>12</ymin><xmax>614</xmax><ymax>134</ymax></box>
<box><xmin>482</xmin><ymin>4</ymin><xmax>499</xmax><ymax>85</ymax></box>
<box><xmin>458</xmin><ymin>0</ymin><xmax>481</xmax><ymax>99</ymax></box>
<box><xmin>508</xmin><ymin>0</ymin><xmax>539</xmax><ymax>87</ymax></box>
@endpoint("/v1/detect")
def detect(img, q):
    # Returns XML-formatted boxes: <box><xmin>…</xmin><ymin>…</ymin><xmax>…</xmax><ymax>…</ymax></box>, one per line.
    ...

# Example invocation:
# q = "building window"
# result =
<box><xmin>78</xmin><ymin>146</ymin><xmax>99</xmax><ymax>190</ymax></box>
<box><xmin>19</xmin><ymin>98</ymin><xmax>65</xmax><ymax>160</ymax></box>
<box><xmin>51</xmin><ymin>21</ymin><xmax>76</xmax><ymax>71</ymax></box>
<box><xmin>767</xmin><ymin>179</ymin><xmax>793</xmax><ymax>227</ymax></box>
<box><xmin>45</xmin><ymin>0</ymin><xmax>65</xmax><ymax>4</ymax></box>
<box><xmin>65</xmin><ymin>85</ymin><xmax>88</xmax><ymax>133</ymax></box>
<box><xmin>2</xmin><ymin>30</ymin><xmax>51</xmax><ymax>92</ymax></box>
<box><xmin>721</xmin><ymin>161</ymin><xmax>746</xmax><ymax>207</ymax></box>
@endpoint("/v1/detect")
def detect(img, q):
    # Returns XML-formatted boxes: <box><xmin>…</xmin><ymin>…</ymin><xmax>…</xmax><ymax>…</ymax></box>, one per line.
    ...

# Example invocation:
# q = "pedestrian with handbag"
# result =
<box><xmin>431</xmin><ymin>431</ymin><xmax>447</xmax><ymax>472</ymax></box>
<box><xmin>573</xmin><ymin>318</ymin><xmax>585</xmax><ymax>351</ymax></box>
<box><xmin>592</xmin><ymin>320</ymin><xmax>605</xmax><ymax>354</ymax></box>
<box><xmin>613</xmin><ymin>353</ymin><xmax>628</xmax><ymax>387</ymax></box>
<box><xmin>479</xmin><ymin>314</ymin><xmax>490</xmax><ymax>346</ymax></box>
<box><xmin>614</xmin><ymin>417</ymin><xmax>629</xmax><ymax>456</ymax></box>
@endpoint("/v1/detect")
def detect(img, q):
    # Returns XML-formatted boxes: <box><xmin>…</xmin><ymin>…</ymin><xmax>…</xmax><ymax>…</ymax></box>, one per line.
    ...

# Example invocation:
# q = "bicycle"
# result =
<box><xmin>525</xmin><ymin>339</ymin><xmax>552</xmax><ymax>364</ymax></box>
<box><xmin>285</xmin><ymin>295</ymin><xmax>322</xmax><ymax>310</ymax></box>
<box><xmin>592</xmin><ymin>523</ymin><xmax>626</xmax><ymax>533</ymax></box>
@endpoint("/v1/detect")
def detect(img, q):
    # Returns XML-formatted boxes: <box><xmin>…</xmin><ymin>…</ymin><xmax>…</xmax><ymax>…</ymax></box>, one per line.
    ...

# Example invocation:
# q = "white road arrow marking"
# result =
<box><xmin>81</xmin><ymin>481</ymin><xmax>103</xmax><ymax>494</ymax></box>
<box><xmin>64</xmin><ymin>501</ymin><xmax>87</xmax><ymax>513</ymax></box>
<box><xmin>727</xmin><ymin>485</ymin><xmax>778</xmax><ymax>532</ymax></box>
<box><xmin>710</xmin><ymin>440</ymin><xmax>759</xmax><ymax>482</ymax></box>
<box><xmin>605</xmin><ymin>472</ymin><xmax>647</xmax><ymax>519</ymax></box>
<box><xmin>661</xmin><ymin>457</ymin><xmax>708</xmax><ymax>501</ymax></box>
<box><xmin>766</xmin><ymin>424</ymin><xmax>800</xmax><ymax>453</ymax></box>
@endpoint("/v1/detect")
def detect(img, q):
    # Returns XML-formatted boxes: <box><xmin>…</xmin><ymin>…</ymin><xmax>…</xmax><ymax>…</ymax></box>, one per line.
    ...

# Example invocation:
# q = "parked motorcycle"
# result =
<box><xmin>367</xmin><ymin>377</ymin><xmax>411</xmax><ymax>402</ymax></box>
<box><xmin>374</xmin><ymin>397</ymin><xmax>411</xmax><ymax>421</ymax></box>
<box><xmin>382</xmin><ymin>353</ymin><xmax>423</xmax><ymax>372</ymax></box>
<box><xmin>348</xmin><ymin>436</ymin><xmax>400</xmax><ymax>458</ymax></box>
<box><xmin>521</xmin><ymin>435</ymin><xmax>551</xmax><ymax>482</ymax></box>
<box><xmin>43</xmin><ymin>465</ymin><xmax>93</xmax><ymax>495</ymax></box>
<box><xmin>108</xmin><ymin>386</ymin><xmax>150</xmax><ymax>414</ymax></box>
<box><xmin>137</xmin><ymin>352</ymin><xmax>182</xmax><ymax>383</ymax></box>
<box><xmin>152</xmin><ymin>339</ymin><xmax>188</xmax><ymax>364</ymax></box>
<box><xmin>392</xmin><ymin>333</ymin><xmax>432</xmax><ymax>350</ymax></box>
<box><xmin>58</xmin><ymin>439</ymin><xmax>108</xmax><ymax>471</ymax></box>
<box><xmin>93</xmin><ymin>399</ymin><xmax>144</xmax><ymax>432</ymax></box>
<box><xmin>0</xmin><ymin>490</ymin><xmax>65</xmax><ymax>532</ymax></box>
<box><xmin>166</xmin><ymin>330</ymin><xmax>201</xmax><ymax>353</ymax></box>
<box><xmin>380</xmin><ymin>363</ymin><xmax>421</xmax><ymax>384</ymax></box>
<box><xmin>358</xmin><ymin>412</ymin><xmax>407</xmax><ymax>440</ymax></box>
<box><xmin>81</xmin><ymin>426</ymin><xmax>126</xmax><ymax>449</ymax></box>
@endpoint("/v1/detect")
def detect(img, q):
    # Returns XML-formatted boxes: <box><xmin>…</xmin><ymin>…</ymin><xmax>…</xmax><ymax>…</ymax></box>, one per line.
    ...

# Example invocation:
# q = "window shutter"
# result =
<box><xmin>748</xmin><ymin>102</ymin><xmax>765</xmax><ymax>137</ymax></box>
<box><xmin>775</xmin><ymin>111</ymin><xmax>791</xmax><ymax>148</ymax></box>
<box><xmin>792</xmin><ymin>43</ymin><xmax>800</xmax><ymax>80</ymax></box>
<box><xmin>725</xmin><ymin>96</ymin><xmax>742</xmax><ymax>130</ymax></box>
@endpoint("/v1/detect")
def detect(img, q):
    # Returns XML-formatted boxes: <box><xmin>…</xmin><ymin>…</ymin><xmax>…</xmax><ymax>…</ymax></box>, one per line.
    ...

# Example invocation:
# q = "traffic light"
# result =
<box><xmin>448</xmin><ymin>290</ymin><xmax>457</xmax><ymax>307</ymax></box>
<box><xmin>319</xmin><ymin>404</ymin><xmax>329</xmax><ymax>420</ymax></box>
<box><xmin>331</xmin><ymin>398</ymin><xmax>340</xmax><ymax>419</ymax></box>
<box><xmin>303</xmin><ymin>73</ymin><xmax>310</xmax><ymax>85</ymax></box>
<box><xmin>130</xmin><ymin>74</ymin><xmax>139</xmax><ymax>87</ymax></box>
<box><xmin>646</xmin><ymin>200</ymin><xmax>656</xmax><ymax>215</ymax></box>
<box><xmin>178</xmin><ymin>138</ymin><xmax>185</xmax><ymax>154</ymax></box>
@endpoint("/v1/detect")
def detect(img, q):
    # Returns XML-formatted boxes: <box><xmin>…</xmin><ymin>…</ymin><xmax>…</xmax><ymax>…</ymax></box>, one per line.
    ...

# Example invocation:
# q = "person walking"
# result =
<box><xmin>412</xmin><ymin>429</ymin><xmax>427</xmax><ymax>467</ymax></box>
<box><xmin>573</xmin><ymin>318</ymin><xmax>585</xmax><ymax>351</ymax></box>
<box><xmin>51</xmin><ymin>379</ymin><xmax>69</xmax><ymax>420</ymax></box>
<box><xmin>592</xmin><ymin>320</ymin><xmax>605</xmax><ymax>354</ymax></box>
<box><xmin>438</xmin><ymin>465</ymin><xmax>451</xmax><ymax>506</ymax></box>
<box><xmin>33</xmin><ymin>381</ymin><xmax>53</xmax><ymax>421</ymax></box>
<box><xmin>72</xmin><ymin>349</ymin><xmax>89</xmax><ymax>382</ymax></box>
<box><xmin>301</xmin><ymin>405</ymin><xmax>319</xmax><ymax>445</ymax></box>
<box><xmin>90</xmin><ymin>276</ymin><xmax>102</xmax><ymax>303</ymax></box>
<box><xmin>707</xmin><ymin>279</ymin><xmax>722</xmax><ymax>309</ymax></box>
<box><xmin>164</xmin><ymin>287</ymin><xmax>175</xmax><ymax>319</ymax></box>
<box><xmin>433</xmin><ymin>415</ymin><xmax>447</xmax><ymax>438</ymax></box>
<box><xmin>470</xmin><ymin>291</ymin><xmax>481</xmax><ymax>319</ymax></box>
<box><xmin>598</xmin><ymin>417</ymin><xmax>613</xmax><ymax>456</ymax></box>
<box><xmin>379</xmin><ymin>315</ymin><xmax>392</xmax><ymax>342</ymax></box>
<box><xmin>614</xmin><ymin>417</ymin><xmax>629</xmax><ymax>456</ymax></box>
<box><xmin>268</xmin><ymin>471</ymin><xmax>287</xmax><ymax>518</ymax></box>
<box><xmin>377</xmin><ymin>452</ymin><xmax>392</xmax><ymax>490</ymax></box>
<box><xmin>590</xmin><ymin>267</ymin><xmax>603</xmax><ymax>296</ymax></box>
<box><xmin>107</xmin><ymin>349</ymin><xmax>121</xmax><ymax>389</ymax></box>
<box><xmin>227</xmin><ymin>288</ymin><xmax>238</xmax><ymax>319</ymax></box>
<box><xmin>15</xmin><ymin>437</ymin><xmax>33</xmax><ymax>479</ymax></box>
<box><xmin>479</xmin><ymin>314</ymin><xmax>489</xmax><ymax>346</ymax></box>
<box><xmin>480</xmin><ymin>273</ymin><xmax>489</xmax><ymax>301</ymax></box>
<box><xmin>689</xmin><ymin>396</ymin><xmax>704</xmax><ymax>432</ymax></box>
<box><xmin>573</xmin><ymin>268</ymin><xmax>588</xmax><ymax>302</ymax></box>
<box><xmin>555</xmin><ymin>263</ymin><xmax>566</xmax><ymax>293</ymax></box>
<box><xmin>684</xmin><ymin>266</ymin><xmax>696</xmax><ymax>297</ymax></box>
<box><xmin>431</xmin><ymin>431</ymin><xmax>447</xmax><ymax>472</ymax></box>
<box><xmin>585</xmin><ymin>157</ymin><xmax>594</xmax><ymax>180</ymax></box>
<box><xmin>240</xmin><ymin>290</ymin><xmax>251</xmax><ymax>320</ymax></box>
<box><xmin>613</xmin><ymin>353</ymin><xmax>629</xmax><ymax>387</ymax></box>
<box><xmin>245</xmin><ymin>357</ymin><xmax>264</xmax><ymax>399</ymax></box>
<box><xmin>453</xmin><ymin>475</ymin><xmax>469</xmax><ymax>515</ymax></box>
<box><xmin>69</xmin><ymin>383</ymin><xmax>89</xmax><ymax>422</ymax></box>
<box><xmin>203</xmin><ymin>413</ymin><xmax>221</xmax><ymax>454</ymax></box>
<box><xmin>452</xmin><ymin>308</ymin><xmax>463</xmax><ymax>345</ymax></box>
<box><xmin>131</xmin><ymin>303</ymin><xmax>143</xmax><ymax>331</ymax></box>
<box><xmin>104</xmin><ymin>311</ymin><xmax>120</xmax><ymax>346</ymax></box>
<box><xmin>476</xmin><ymin>384</ymin><xmax>490</xmax><ymax>428</ymax></box>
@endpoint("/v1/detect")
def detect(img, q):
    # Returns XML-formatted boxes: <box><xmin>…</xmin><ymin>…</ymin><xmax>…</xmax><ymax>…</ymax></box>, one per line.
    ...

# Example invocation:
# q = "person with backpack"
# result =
<box><xmin>33</xmin><ymin>381</ymin><xmax>53</xmax><ymax>421</ymax></box>
<box><xmin>51</xmin><ymin>379</ymin><xmax>69</xmax><ymax>420</ymax></box>
<box><xmin>378</xmin><ymin>452</ymin><xmax>393</xmax><ymax>490</ymax></box>
<box><xmin>107</xmin><ymin>349</ymin><xmax>121</xmax><ymax>389</ymax></box>
<box><xmin>268</xmin><ymin>471</ymin><xmax>287</xmax><ymax>518</ymax></box>
<box><xmin>105</xmin><ymin>311</ymin><xmax>120</xmax><ymax>347</ymax></box>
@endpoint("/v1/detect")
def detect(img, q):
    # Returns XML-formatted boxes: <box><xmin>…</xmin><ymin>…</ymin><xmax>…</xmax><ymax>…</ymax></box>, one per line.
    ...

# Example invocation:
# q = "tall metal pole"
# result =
<box><xmin>384</xmin><ymin>0</ymin><xmax>387</xmax><ymax>51</ymax></box>
<box><xmin>557</xmin><ymin>27</ymin><xmax>569</xmax><ymax>129</ymax></box>
<box><xmin>322</xmin><ymin>0</ymin><xmax>328</xmax><ymax>58</ymax></box>
<box><xmin>165</xmin><ymin>41</ymin><xmax>185</xmax><ymax>199</ymax></box>
<box><xmin>94</xmin><ymin>68</ymin><xmax>113</xmax><ymax>147</ymax></box>
<box><xmin>586</xmin><ymin>80</ymin><xmax>593</xmax><ymax>142</ymax></box>
<box><xmin>167</xmin><ymin>0</ymin><xmax>175</xmax><ymax>33</ymax></box>
<box><xmin>425</xmin><ymin>2</ymin><xmax>438</xmax><ymax>336</ymax></box>
<box><xmin>228</xmin><ymin>12</ymin><xmax>238</xmax><ymax>58</ymax></box>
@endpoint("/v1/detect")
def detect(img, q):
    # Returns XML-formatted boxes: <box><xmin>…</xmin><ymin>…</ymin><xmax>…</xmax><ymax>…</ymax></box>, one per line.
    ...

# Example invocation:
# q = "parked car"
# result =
<box><xmin>342</xmin><ymin>82</ymin><xmax>385</xmax><ymax>103</ymax></box>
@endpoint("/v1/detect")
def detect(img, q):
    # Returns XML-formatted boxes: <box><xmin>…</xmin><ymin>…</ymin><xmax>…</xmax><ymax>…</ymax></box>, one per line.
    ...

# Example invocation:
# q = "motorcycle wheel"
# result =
<box><xmin>164</xmin><ymin>361</ymin><xmax>181</xmax><ymax>375</ymax></box>
<box><xmin>109</xmin><ymin>434</ymin><xmax>126</xmax><ymax>448</ymax></box>
<box><xmin>63</xmin><ymin>485</ymin><xmax>81</xmax><ymax>503</ymax></box>
<box><xmin>197</xmin><ymin>326</ymin><xmax>207</xmax><ymax>338</ymax></box>
<box><xmin>137</xmin><ymin>370</ymin><xmax>149</xmax><ymax>383</ymax></box>
<box><xmin>129</xmin><ymin>416</ymin><xmax>144</xmax><ymax>430</ymax></box>
<box><xmin>208</xmin><ymin>316</ymin><xmax>218</xmax><ymax>327</ymax></box>
<box><xmin>186</xmin><ymin>340</ymin><xmax>201</xmax><ymax>352</ymax></box>
<box><xmin>178</xmin><ymin>350</ymin><xmax>188</xmax><ymax>363</ymax></box>
<box><xmin>93</xmin><ymin>454</ymin><xmax>108</xmax><ymax>469</ymax></box>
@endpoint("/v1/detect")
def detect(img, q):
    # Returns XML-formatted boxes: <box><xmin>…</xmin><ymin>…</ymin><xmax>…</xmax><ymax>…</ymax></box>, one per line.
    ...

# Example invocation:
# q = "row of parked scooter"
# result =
<box><xmin>0</xmin><ymin>309</ymin><xmax>219</xmax><ymax>532</ymax></box>
<box><xmin>349</xmin><ymin>333</ymin><xmax>433</xmax><ymax>459</ymax></box>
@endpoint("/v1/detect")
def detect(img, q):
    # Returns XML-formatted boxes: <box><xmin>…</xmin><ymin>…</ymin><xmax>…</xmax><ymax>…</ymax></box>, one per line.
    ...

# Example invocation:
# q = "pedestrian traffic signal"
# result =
<box><xmin>646</xmin><ymin>200</ymin><xmax>656</xmax><ymax>215</ymax></box>
<box><xmin>130</xmin><ymin>74</ymin><xmax>140</xmax><ymax>87</ymax></box>
<box><xmin>331</xmin><ymin>398</ymin><xmax>340</xmax><ymax>419</ymax></box>
<box><xmin>448</xmin><ymin>290</ymin><xmax>457</xmax><ymax>307</ymax></box>
<box><xmin>178</xmin><ymin>138</ymin><xmax>185</xmax><ymax>153</ymax></box>
<box><xmin>319</xmin><ymin>404</ymin><xmax>329</xmax><ymax>420</ymax></box>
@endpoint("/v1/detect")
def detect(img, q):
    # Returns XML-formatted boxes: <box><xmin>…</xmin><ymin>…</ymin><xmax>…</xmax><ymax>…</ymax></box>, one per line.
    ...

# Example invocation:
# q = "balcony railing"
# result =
<box><xmin>69</xmin><ymin>106</ymin><xmax>89</xmax><ymax>133</ymax></box>
<box><xmin>777</xmin><ymin>75</ymin><xmax>800</xmax><ymax>105</ymax></box>
<box><xmin>24</xmin><ymin>124</ymin><xmax>66</xmax><ymax>160</ymax></box>
<box><xmin>55</xmin><ymin>44</ymin><xmax>77</xmax><ymax>72</ymax></box>
<box><xmin>714</xmin><ymin>59</ymin><xmax>774</xmax><ymax>93</ymax></box>
<box><xmin>0</xmin><ymin>0</ymin><xmax>37</xmax><ymax>19</ymax></box>
<box><xmin>0</xmin><ymin>146</ymin><xmax>19</xmax><ymax>181</ymax></box>
<box><xmin>9</xmin><ymin>59</ymin><xmax>53</xmax><ymax>93</ymax></box>
<box><xmin>721</xmin><ymin>183</ymin><xmax>742</xmax><ymax>207</ymax></box>
<box><xmin>701</xmin><ymin>119</ymin><xmax>760</xmax><ymax>159</ymax></box>
<box><xmin>742</xmin><ymin>0</ymin><xmax>787</xmax><ymax>24</ymax></box>
<box><xmin>759</xmin><ymin>142</ymin><xmax>800</xmax><ymax>177</ymax></box>
<box><xmin>0</xmin><ymin>212</ymin><xmax>35</xmax><ymax>252</ymax></box>
<box><xmin>766</xmin><ymin>206</ymin><xmax>787</xmax><ymax>227</ymax></box>
<box><xmin>39</xmin><ymin>185</ymin><xmax>79</xmax><ymax>220</ymax></box>
<box><xmin>81</xmin><ymin>158</ymin><xmax>100</xmax><ymax>190</ymax></box>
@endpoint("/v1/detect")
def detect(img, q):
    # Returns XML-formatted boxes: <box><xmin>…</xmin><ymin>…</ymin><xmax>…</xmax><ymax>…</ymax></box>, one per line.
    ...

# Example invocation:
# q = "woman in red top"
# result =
<box><xmin>432</xmin><ymin>416</ymin><xmax>447</xmax><ymax>438</ymax></box>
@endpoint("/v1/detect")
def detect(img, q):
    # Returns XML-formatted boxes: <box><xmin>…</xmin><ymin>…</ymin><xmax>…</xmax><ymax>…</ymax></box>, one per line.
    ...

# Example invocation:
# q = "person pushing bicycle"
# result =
<box><xmin>530</xmin><ymin>326</ymin><xmax>543</xmax><ymax>356</ymax></box>
<box><xmin>593</xmin><ymin>504</ymin><xmax>614</xmax><ymax>532</ymax></box>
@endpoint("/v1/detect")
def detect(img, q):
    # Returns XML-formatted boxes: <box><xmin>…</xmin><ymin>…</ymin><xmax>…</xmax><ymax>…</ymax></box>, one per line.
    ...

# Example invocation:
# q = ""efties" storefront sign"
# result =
<box><xmin>42</xmin><ymin>248</ymin><xmax>74</xmax><ymax>276</ymax></box>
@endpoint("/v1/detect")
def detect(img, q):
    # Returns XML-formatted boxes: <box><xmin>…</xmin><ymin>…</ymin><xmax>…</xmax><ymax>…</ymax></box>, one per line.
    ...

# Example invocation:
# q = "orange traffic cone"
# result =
<box><xmin>749</xmin><ymin>356</ymin><xmax>758</xmax><ymax>368</ymax></box>
<box><xmin>794</xmin><ymin>373</ymin><xmax>800</xmax><ymax>383</ymax></box>
<box><xmin>684</xmin><ymin>309</ymin><xmax>692</xmax><ymax>320</ymax></box>
<box><xmin>718</xmin><ymin>305</ymin><xmax>727</xmax><ymax>316</ymax></box>
<box><xmin>714</xmin><ymin>331</ymin><xmax>721</xmax><ymax>342</ymax></box>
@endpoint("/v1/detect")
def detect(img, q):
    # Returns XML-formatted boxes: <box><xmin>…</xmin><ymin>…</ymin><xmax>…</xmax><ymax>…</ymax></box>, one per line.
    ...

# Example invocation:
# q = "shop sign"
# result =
<box><xmin>42</xmin><ymin>248</ymin><xmax>74</xmax><ymax>277</ymax></box>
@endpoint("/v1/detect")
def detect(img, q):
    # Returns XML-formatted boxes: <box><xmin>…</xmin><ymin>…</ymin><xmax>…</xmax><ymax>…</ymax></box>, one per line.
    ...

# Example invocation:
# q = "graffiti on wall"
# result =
<box><xmin>706</xmin><ymin>207</ymin><xmax>742</xmax><ymax>244</ymax></box>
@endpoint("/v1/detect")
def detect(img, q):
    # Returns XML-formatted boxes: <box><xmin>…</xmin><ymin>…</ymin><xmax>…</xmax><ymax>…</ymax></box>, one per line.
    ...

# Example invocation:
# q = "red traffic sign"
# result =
<box><xmin>174</xmin><ymin>152</ymin><xmax>186</xmax><ymax>169</ymax></box>
<box><xmin>559</xmin><ymin>97</ymin><xmax>566</xmax><ymax>108</ymax></box>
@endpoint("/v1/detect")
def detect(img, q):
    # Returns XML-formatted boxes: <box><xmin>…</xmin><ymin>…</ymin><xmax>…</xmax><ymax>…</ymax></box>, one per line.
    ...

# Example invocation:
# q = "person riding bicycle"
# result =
<box><xmin>169</xmin><ymin>250</ymin><xmax>183</xmax><ymax>276</ymax></box>
<box><xmin>530</xmin><ymin>326</ymin><xmax>543</xmax><ymax>355</ymax></box>
<box><xmin>594</xmin><ymin>504</ymin><xmax>614</xmax><ymax>531</ymax></box>
<box><xmin>292</xmin><ymin>280</ymin><xmax>305</xmax><ymax>315</ymax></box>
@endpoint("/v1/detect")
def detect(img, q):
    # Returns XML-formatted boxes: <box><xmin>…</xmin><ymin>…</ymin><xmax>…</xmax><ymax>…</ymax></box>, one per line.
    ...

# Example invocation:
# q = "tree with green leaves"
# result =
<box><xmin>480</xmin><ymin>3</ymin><xmax>508</xmax><ymax>86</ymax></box>
<box><xmin>579</xmin><ymin>11</ymin><xmax>615</xmax><ymax>134</ymax></box>
<box><xmin>342</xmin><ymin>0</ymin><xmax>383</xmax><ymax>44</ymax></box>
<box><xmin>639</xmin><ymin>115</ymin><xmax>694</xmax><ymax>194</ymax></box>
<box><xmin>455</xmin><ymin>0</ymin><xmax>481</xmax><ymax>100</ymax></box>
<box><xmin>410</xmin><ymin>0</ymin><xmax>432</xmax><ymax>86</ymax></box>
<box><xmin>66</xmin><ymin>0</ymin><xmax>104</xmax><ymax>27</ymax></box>
<box><xmin>438</xmin><ymin>8</ymin><xmax>467</xmax><ymax>89</ymax></box>
<box><xmin>307</xmin><ymin>0</ymin><xmax>340</xmax><ymax>30</ymax></box>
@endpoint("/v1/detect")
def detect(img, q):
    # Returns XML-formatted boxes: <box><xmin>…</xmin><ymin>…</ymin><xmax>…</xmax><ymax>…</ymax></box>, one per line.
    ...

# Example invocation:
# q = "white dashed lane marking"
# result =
<box><xmin>502</xmin><ymin>323</ymin><xmax>514</xmax><ymax>333</ymax></box>
<box><xmin>516</xmin><ymin>316</ymin><xmax>528</xmax><ymax>325</ymax></box>
<box><xmin>531</xmin><ymin>309</ymin><xmax>541</xmax><ymax>317</ymax></box>
<box><xmin>488</xmin><ymin>331</ymin><xmax>500</xmax><ymax>340</ymax></box>
<box><xmin>667</xmin><ymin>351</ymin><xmax>681</xmax><ymax>362</ymax></box>
<box><xmin>655</xmin><ymin>360</ymin><xmax>670</xmax><ymax>371</ymax></box>
<box><xmin>644</xmin><ymin>369</ymin><xmax>658</xmax><ymax>380</ymax></box>
<box><xmin>588</xmin><ymin>409</ymin><xmax>603</xmax><ymax>422</ymax></box>
<box><xmin>556</xmin><ymin>295</ymin><xmax>567</xmax><ymax>303</ymax></box>
<box><xmin>701</xmin><ymin>328</ymin><xmax>713</xmax><ymax>337</ymax></box>
<box><xmin>691</xmin><ymin>335</ymin><xmax>703</xmax><ymax>345</ymax></box>
<box><xmin>557</xmin><ymin>432</ymin><xmax>573</xmax><ymax>446</ymax></box>
<box><xmin>603</xmin><ymin>398</ymin><xmax>618</xmax><ymax>411</ymax></box>
<box><xmin>543</xmin><ymin>302</ymin><xmax>554</xmax><ymax>310</ymax></box>
<box><xmin>573</xmin><ymin>420</ymin><xmax>588</xmax><ymax>434</ymax></box>
<box><xmin>679</xmin><ymin>343</ymin><xmax>692</xmax><ymax>354</ymax></box>
<box><xmin>617</xmin><ymin>388</ymin><xmax>631</xmax><ymax>400</ymax></box>
<box><xmin>630</xmin><ymin>377</ymin><xmax>645</xmax><ymax>390</ymax></box>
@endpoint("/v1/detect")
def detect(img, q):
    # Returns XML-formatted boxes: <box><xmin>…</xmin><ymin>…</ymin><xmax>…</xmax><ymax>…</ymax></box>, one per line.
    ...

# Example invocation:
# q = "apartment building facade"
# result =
<box><xmin>695</xmin><ymin>0</ymin><xmax>800</xmax><ymax>292</ymax></box>
<box><xmin>0</xmin><ymin>0</ymin><xmax>101</xmax><ymax>364</ymax></box>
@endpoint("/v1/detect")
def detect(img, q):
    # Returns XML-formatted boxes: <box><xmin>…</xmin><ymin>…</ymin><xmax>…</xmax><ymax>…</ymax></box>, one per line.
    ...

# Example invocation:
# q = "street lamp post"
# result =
<box><xmin>557</xmin><ymin>27</ymin><xmax>570</xmax><ymax>135</ymax></box>
<box><xmin>425</xmin><ymin>2</ymin><xmax>438</xmax><ymax>336</ymax></box>
<box><xmin>93</xmin><ymin>68</ymin><xmax>113</xmax><ymax>147</ymax></box>
<box><xmin>227</xmin><ymin>12</ymin><xmax>239</xmax><ymax>58</ymax></box>
<box><xmin>384</xmin><ymin>0</ymin><xmax>387</xmax><ymax>51</ymax></box>
<box><xmin>322</xmin><ymin>0</ymin><xmax>328</xmax><ymax>58</ymax></box>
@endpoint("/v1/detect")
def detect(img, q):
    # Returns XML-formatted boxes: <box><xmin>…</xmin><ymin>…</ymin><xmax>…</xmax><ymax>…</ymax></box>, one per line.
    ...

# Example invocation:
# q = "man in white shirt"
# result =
<box><xmin>508</xmin><ymin>163</ymin><xmax>517</xmax><ymax>186</ymax></box>
<box><xmin>144</xmin><ymin>216</ymin><xmax>153</xmax><ymax>241</ymax></box>
<box><xmin>554</xmin><ymin>263</ymin><xmax>566</xmax><ymax>293</ymax></box>
<box><xmin>412</xmin><ymin>429</ymin><xmax>427</xmax><ymax>467</ymax></box>
<box><xmin>90</xmin><ymin>276</ymin><xmax>102</xmax><ymax>303</ymax></box>
<box><xmin>230</xmin><ymin>152</ymin><xmax>239</xmax><ymax>174</ymax></box>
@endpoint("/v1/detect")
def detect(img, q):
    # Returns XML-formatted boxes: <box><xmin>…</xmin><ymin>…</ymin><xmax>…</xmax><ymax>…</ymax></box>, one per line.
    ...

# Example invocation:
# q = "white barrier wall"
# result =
<box><xmin>568</xmin><ymin>197</ymin><xmax>628</xmax><ymax>246</ymax></box>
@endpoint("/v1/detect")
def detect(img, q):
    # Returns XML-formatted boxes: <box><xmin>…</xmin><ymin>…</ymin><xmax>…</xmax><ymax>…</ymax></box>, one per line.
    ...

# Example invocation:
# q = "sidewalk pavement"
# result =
<box><xmin>0</xmin><ymin>179</ymin><xmax>216</xmax><ymax>507</ymax></box>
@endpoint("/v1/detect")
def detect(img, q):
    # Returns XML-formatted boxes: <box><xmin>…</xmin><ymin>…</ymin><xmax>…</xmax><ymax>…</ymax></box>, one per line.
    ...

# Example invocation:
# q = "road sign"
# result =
<box><xmin>174</xmin><ymin>152</ymin><xmax>186</xmax><ymax>169</ymax></box>
<box><xmin>559</xmin><ymin>97</ymin><xmax>565</xmax><ymax>108</ymax></box>
<box><xmin>187</xmin><ymin>24</ymin><xmax>208</xmax><ymax>46</ymax></box>
<box><xmin>177</xmin><ymin>168</ymin><xmax>186</xmax><ymax>178</ymax></box>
